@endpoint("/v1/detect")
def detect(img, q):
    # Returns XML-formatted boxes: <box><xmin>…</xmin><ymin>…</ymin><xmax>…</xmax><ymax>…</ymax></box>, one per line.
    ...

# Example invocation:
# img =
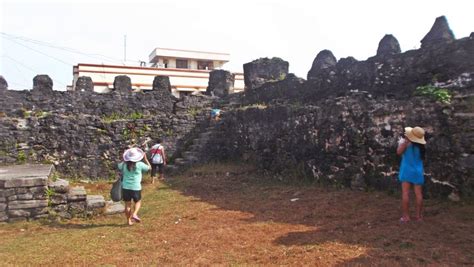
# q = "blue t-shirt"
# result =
<box><xmin>118</xmin><ymin>162</ymin><xmax>150</xmax><ymax>190</ymax></box>
<box><xmin>399</xmin><ymin>144</ymin><xmax>424</xmax><ymax>185</ymax></box>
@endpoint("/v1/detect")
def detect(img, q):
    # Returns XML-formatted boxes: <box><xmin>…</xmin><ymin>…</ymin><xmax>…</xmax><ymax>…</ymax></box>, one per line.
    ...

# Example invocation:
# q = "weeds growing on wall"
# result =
<box><xmin>101</xmin><ymin>112</ymin><xmax>145</xmax><ymax>123</ymax></box>
<box><xmin>17</xmin><ymin>150</ymin><xmax>26</xmax><ymax>163</ymax></box>
<box><xmin>414</xmin><ymin>85</ymin><xmax>452</xmax><ymax>104</ymax></box>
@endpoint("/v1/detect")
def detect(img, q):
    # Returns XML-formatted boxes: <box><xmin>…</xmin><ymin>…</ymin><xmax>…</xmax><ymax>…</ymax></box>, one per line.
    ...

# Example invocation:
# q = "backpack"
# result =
<box><xmin>151</xmin><ymin>144</ymin><xmax>164</xmax><ymax>164</ymax></box>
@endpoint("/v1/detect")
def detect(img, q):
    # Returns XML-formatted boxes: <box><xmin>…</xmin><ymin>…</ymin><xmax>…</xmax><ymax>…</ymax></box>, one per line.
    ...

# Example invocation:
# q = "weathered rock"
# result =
<box><xmin>376</xmin><ymin>34</ymin><xmax>401</xmax><ymax>57</ymax></box>
<box><xmin>50</xmin><ymin>194</ymin><xmax>67</xmax><ymax>205</ymax></box>
<box><xmin>33</xmin><ymin>75</ymin><xmax>53</xmax><ymax>92</ymax></box>
<box><xmin>86</xmin><ymin>195</ymin><xmax>105</xmax><ymax>210</ymax></box>
<box><xmin>0</xmin><ymin>212</ymin><xmax>7</xmax><ymax>222</ymax></box>
<box><xmin>113</xmin><ymin>75</ymin><xmax>131</xmax><ymax>92</ymax></box>
<box><xmin>49</xmin><ymin>179</ymin><xmax>69</xmax><ymax>194</ymax></box>
<box><xmin>243</xmin><ymin>57</ymin><xmax>289</xmax><ymax>91</ymax></box>
<box><xmin>0</xmin><ymin>164</ymin><xmax>52</xmax><ymax>188</ymax></box>
<box><xmin>0</xmin><ymin>203</ymin><xmax>6</xmax><ymax>211</ymax></box>
<box><xmin>421</xmin><ymin>16</ymin><xmax>455</xmax><ymax>47</ymax></box>
<box><xmin>67</xmin><ymin>186</ymin><xmax>86</xmax><ymax>202</ymax></box>
<box><xmin>307</xmin><ymin>50</ymin><xmax>337</xmax><ymax>80</ymax></box>
<box><xmin>152</xmin><ymin>75</ymin><xmax>171</xmax><ymax>92</ymax></box>
<box><xmin>75</xmin><ymin>76</ymin><xmax>94</xmax><ymax>92</ymax></box>
<box><xmin>0</xmin><ymin>75</ymin><xmax>8</xmax><ymax>91</ymax></box>
<box><xmin>104</xmin><ymin>200</ymin><xmax>124</xmax><ymax>215</ymax></box>
<box><xmin>68</xmin><ymin>201</ymin><xmax>86</xmax><ymax>217</ymax></box>
<box><xmin>206</xmin><ymin>70</ymin><xmax>234</xmax><ymax>97</ymax></box>
<box><xmin>8</xmin><ymin>199</ymin><xmax>48</xmax><ymax>210</ymax></box>
<box><xmin>8</xmin><ymin>209</ymin><xmax>30</xmax><ymax>218</ymax></box>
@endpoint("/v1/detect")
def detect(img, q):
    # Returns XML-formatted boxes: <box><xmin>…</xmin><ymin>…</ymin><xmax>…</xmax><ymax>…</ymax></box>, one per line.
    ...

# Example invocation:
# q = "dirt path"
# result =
<box><xmin>0</xmin><ymin>163</ymin><xmax>473</xmax><ymax>265</ymax></box>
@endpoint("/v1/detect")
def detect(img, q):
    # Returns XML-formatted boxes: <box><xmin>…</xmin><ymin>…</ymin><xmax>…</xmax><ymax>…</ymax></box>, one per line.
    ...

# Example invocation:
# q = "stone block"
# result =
<box><xmin>7</xmin><ymin>195</ymin><xmax>17</xmax><ymax>201</ymax></box>
<box><xmin>3</xmin><ymin>177</ymin><xmax>49</xmax><ymax>188</ymax></box>
<box><xmin>51</xmin><ymin>194</ymin><xmax>67</xmax><ymax>205</ymax></box>
<box><xmin>0</xmin><ymin>212</ymin><xmax>7</xmax><ymax>222</ymax></box>
<box><xmin>67</xmin><ymin>186</ymin><xmax>86</xmax><ymax>202</ymax></box>
<box><xmin>8</xmin><ymin>217</ymin><xmax>27</xmax><ymax>223</ymax></box>
<box><xmin>49</xmin><ymin>179</ymin><xmax>69</xmax><ymax>194</ymax></box>
<box><xmin>0</xmin><ymin>197</ymin><xmax>5</xmax><ymax>203</ymax></box>
<box><xmin>17</xmin><ymin>193</ymin><xmax>34</xmax><ymax>200</ymax></box>
<box><xmin>8</xmin><ymin>209</ymin><xmax>30</xmax><ymax>218</ymax></box>
<box><xmin>0</xmin><ymin>189</ymin><xmax>16</xmax><ymax>198</ymax></box>
<box><xmin>104</xmin><ymin>200</ymin><xmax>124</xmax><ymax>215</ymax></box>
<box><xmin>68</xmin><ymin>201</ymin><xmax>86</xmax><ymax>217</ymax></box>
<box><xmin>86</xmin><ymin>195</ymin><xmax>106</xmax><ymax>210</ymax></box>
<box><xmin>29</xmin><ymin>186</ymin><xmax>48</xmax><ymax>194</ymax></box>
<box><xmin>16</xmin><ymin>187</ymin><xmax>28</xmax><ymax>194</ymax></box>
<box><xmin>8</xmin><ymin>199</ymin><xmax>48</xmax><ymax>210</ymax></box>
<box><xmin>0</xmin><ymin>203</ymin><xmax>6</xmax><ymax>211</ymax></box>
<box><xmin>53</xmin><ymin>204</ymin><xmax>68</xmax><ymax>212</ymax></box>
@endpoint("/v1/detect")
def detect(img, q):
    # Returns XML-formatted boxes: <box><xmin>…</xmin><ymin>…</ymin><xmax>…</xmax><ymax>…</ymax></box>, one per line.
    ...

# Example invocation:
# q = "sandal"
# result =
<box><xmin>399</xmin><ymin>216</ymin><xmax>410</xmax><ymax>223</ymax></box>
<box><xmin>132</xmin><ymin>215</ymin><xmax>141</xmax><ymax>223</ymax></box>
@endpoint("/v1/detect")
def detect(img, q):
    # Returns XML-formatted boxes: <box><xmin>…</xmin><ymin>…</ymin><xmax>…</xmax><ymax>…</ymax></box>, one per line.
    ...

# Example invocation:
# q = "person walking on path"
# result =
<box><xmin>149</xmin><ymin>139</ymin><xmax>167</xmax><ymax>184</ymax></box>
<box><xmin>119</xmin><ymin>147</ymin><xmax>150</xmax><ymax>225</ymax></box>
<box><xmin>396</xmin><ymin>126</ymin><xmax>427</xmax><ymax>223</ymax></box>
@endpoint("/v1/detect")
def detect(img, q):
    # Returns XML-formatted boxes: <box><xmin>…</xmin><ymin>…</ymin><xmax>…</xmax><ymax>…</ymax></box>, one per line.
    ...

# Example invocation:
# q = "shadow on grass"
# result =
<box><xmin>165</xmin><ymin>163</ymin><xmax>474</xmax><ymax>266</ymax></box>
<box><xmin>38</xmin><ymin>219</ymin><xmax>128</xmax><ymax>230</ymax></box>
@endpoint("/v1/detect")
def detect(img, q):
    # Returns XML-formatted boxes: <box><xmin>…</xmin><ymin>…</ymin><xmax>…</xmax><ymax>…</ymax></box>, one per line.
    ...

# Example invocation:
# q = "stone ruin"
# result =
<box><xmin>0</xmin><ymin>164</ymin><xmax>120</xmax><ymax>222</ymax></box>
<box><xmin>0</xmin><ymin>16</ymin><xmax>473</xmax><ymax>222</ymax></box>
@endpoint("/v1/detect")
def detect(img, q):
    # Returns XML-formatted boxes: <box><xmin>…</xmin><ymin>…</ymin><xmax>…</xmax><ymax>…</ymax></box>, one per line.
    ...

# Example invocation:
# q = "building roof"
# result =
<box><xmin>149</xmin><ymin>47</ymin><xmax>230</xmax><ymax>63</ymax></box>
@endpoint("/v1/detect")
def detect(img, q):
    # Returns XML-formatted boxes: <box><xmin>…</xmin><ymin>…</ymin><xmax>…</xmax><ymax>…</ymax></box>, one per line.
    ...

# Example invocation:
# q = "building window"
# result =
<box><xmin>176</xmin><ymin>59</ymin><xmax>188</xmax><ymax>69</ymax></box>
<box><xmin>198</xmin><ymin>61</ymin><xmax>214</xmax><ymax>70</ymax></box>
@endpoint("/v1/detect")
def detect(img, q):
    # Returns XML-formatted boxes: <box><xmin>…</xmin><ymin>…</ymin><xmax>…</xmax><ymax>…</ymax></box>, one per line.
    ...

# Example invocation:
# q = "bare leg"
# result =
<box><xmin>401</xmin><ymin>182</ymin><xmax>411</xmax><ymax>221</ymax></box>
<box><xmin>151</xmin><ymin>176</ymin><xmax>156</xmax><ymax>184</ymax></box>
<box><xmin>414</xmin><ymin>185</ymin><xmax>423</xmax><ymax>220</ymax></box>
<box><xmin>132</xmin><ymin>200</ymin><xmax>142</xmax><ymax>219</ymax></box>
<box><xmin>124</xmin><ymin>201</ymin><xmax>133</xmax><ymax>225</ymax></box>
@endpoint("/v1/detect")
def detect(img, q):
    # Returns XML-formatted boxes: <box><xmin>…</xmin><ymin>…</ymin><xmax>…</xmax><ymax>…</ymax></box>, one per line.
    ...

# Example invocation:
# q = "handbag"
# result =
<box><xmin>110</xmin><ymin>164</ymin><xmax>124</xmax><ymax>202</ymax></box>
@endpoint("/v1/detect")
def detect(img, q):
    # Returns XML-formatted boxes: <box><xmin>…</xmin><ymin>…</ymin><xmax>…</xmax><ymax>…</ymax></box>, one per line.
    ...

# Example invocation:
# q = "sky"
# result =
<box><xmin>0</xmin><ymin>0</ymin><xmax>473</xmax><ymax>90</ymax></box>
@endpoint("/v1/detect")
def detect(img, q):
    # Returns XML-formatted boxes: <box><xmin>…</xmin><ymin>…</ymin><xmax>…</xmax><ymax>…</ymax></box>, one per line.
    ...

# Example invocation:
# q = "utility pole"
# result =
<box><xmin>124</xmin><ymin>34</ymin><xmax>127</xmax><ymax>62</ymax></box>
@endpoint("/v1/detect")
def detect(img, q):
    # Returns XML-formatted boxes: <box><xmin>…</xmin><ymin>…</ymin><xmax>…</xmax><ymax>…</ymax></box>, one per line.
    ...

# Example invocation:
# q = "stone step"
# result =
<box><xmin>67</xmin><ymin>186</ymin><xmax>87</xmax><ymax>202</ymax></box>
<box><xmin>104</xmin><ymin>201</ymin><xmax>124</xmax><ymax>215</ymax></box>
<box><xmin>49</xmin><ymin>179</ymin><xmax>69</xmax><ymax>194</ymax></box>
<box><xmin>86</xmin><ymin>195</ymin><xmax>106</xmax><ymax>210</ymax></box>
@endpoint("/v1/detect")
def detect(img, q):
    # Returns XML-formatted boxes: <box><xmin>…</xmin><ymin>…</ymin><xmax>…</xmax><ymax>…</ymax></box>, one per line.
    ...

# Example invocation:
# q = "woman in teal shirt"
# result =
<box><xmin>397</xmin><ymin>126</ymin><xmax>426</xmax><ymax>223</ymax></box>
<box><xmin>119</xmin><ymin>148</ymin><xmax>150</xmax><ymax>225</ymax></box>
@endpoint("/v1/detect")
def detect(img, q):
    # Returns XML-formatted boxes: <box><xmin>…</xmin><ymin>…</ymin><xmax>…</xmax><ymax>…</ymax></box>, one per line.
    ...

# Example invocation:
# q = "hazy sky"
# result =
<box><xmin>1</xmin><ymin>0</ymin><xmax>473</xmax><ymax>90</ymax></box>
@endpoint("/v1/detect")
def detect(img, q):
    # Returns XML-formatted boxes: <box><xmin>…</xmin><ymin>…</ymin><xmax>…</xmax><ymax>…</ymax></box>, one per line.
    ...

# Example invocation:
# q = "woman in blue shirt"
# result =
<box><xmin>119</xmin><ymin>147</ymin><xmax>150</xmax><ymax>225</ymax></box>
<box><xmin>396</xmin><ymin>126</ymin><xmax>426</xmax><ymax>223</ymax></box>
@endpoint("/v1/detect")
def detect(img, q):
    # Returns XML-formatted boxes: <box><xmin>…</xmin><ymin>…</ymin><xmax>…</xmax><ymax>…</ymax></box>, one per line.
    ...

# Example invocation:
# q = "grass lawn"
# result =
<box><xmin>0</xmin><ymin>163</ymin><xmax>473</xmax><ymax>265</ymax></box>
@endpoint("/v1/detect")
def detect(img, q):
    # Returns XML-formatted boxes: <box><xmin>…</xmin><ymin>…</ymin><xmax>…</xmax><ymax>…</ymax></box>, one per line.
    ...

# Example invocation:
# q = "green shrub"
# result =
<box><xmin>17</xmin><ymin>150</ymin><xmax>26</xmax><ymax>163</ymax></box>
<box><xmin>414</xmin><ymin>85</ymin><xmax>452</xmax><ymax>104</ymax></box>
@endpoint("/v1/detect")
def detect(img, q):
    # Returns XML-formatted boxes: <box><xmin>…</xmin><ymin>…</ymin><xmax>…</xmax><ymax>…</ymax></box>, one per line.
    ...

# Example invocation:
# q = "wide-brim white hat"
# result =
<box><xmin>123</xmin><ymin>147</ymin><xmax>145</xmax><ymax>162</ymax></box>
<box><xmin>404</xmin><ymin>126</ymin><xmax>426</xmax><ymax>144</ymax></box>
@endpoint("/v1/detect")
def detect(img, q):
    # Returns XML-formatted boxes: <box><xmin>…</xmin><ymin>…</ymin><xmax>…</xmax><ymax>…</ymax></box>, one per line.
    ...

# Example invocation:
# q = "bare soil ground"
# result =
<box><xmin>0</xmin><ymin>163</ymin><xmax>473</xmax><ymax>266</ymax></box>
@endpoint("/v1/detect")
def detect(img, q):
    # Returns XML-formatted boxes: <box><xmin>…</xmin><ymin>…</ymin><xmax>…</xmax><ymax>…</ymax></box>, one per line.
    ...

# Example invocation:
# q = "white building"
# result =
<box><xmin>71</xmin><ymin>48</ymin><xmax>244</xmax><ymax>97</ymax></box>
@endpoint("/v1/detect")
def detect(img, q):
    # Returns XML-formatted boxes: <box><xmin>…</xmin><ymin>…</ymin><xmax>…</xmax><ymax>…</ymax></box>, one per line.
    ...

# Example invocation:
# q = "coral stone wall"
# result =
<box><xmin>0</xmin><ymin>87</ymin><xmax>214</xmax><ymax>179</ymax></box>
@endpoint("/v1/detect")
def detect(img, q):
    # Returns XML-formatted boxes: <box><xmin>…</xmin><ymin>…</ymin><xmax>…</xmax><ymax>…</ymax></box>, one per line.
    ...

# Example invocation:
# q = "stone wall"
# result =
<box><xmin>209</xmin><ymin>91</ymin><xmax>473</xmax><ymax>198</ymax></box>
<box><xmin>206</xmin><ymin>17</ymin><xmax>474</xmax><ymax>199</ymax></box>
<box><xmin>0</xmin><ymin>79</ymin><xmax>215</xmax><ymax>179</ymax></box>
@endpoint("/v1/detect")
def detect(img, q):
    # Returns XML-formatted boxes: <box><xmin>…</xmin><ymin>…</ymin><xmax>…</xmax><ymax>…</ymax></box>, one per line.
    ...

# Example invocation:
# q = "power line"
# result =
<box><xmin>1</xmin><ymin>54</ymin><xmax>68</xmax><ymax>87</ymax></box>
<box><xmin>3</xmin><ymin>36</ymin><xmax>74</xmax><ymax>66</ymax></box>
<box><xmin>0</xmin><ymin>32</ymin><xmax>142</xmax><ymax>64</ymax></box>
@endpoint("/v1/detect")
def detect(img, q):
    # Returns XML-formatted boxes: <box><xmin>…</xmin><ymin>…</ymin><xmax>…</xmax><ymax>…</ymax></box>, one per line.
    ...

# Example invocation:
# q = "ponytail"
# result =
<box><xmin>126</xmin><ymin>161</ymin><xmax>136</xmax><ymax>171</ymax></box>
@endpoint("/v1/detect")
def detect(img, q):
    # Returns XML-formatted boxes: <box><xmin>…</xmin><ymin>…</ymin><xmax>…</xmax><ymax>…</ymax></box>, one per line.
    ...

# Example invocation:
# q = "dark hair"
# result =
<box><xmin>126</xmin><ymin>161</ymin><xmax>136</xmax><ymax>172</ymax></box>
<box><xmin>413</xmin><ymin>143</ymin><xmax>426</xmax><ymax>160</ymax></box>
<box><xmin>156</xmin><ymin>138</ymin><xmax>162</xmax><ymax>144</ymax></box>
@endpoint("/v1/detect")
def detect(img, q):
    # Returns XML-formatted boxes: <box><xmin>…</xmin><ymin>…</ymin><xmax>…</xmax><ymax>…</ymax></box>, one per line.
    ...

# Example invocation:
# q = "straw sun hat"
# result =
<box><xmin>404</xmin><ymin>126</ymin><xmax>426</xmax><ymax>144</ymax></box>
<box><xmin>123</xmin><ymin>147</ymin><xmax>145</xmax><ymax>162</ymax></box>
